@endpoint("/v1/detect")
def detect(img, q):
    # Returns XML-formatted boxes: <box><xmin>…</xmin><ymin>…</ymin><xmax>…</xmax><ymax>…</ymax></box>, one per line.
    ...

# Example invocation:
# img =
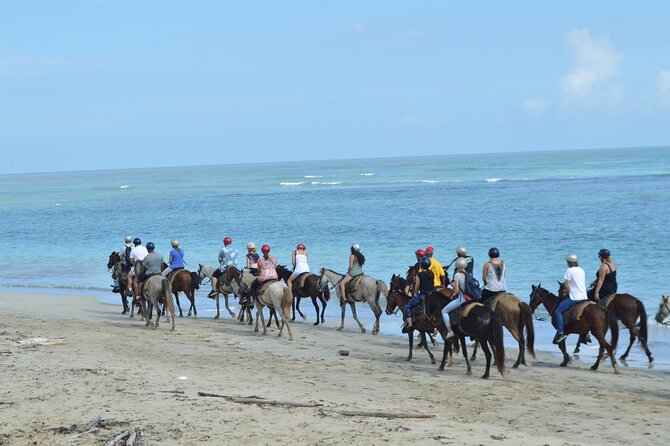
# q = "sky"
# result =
<box><xmin>0</xmin><ymin>1</ymin><xmax>669</xmax><ymax>174</ymax></box>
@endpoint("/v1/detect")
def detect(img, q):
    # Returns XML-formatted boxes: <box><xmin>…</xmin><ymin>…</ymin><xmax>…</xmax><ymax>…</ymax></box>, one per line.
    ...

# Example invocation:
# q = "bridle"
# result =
<box><xmin>658</xmin><ymin>297</ymin><xmax>670</xmax><ymax>325</ymax></box>
<box><xmin>529</xmin><ymin>284</ymin><xmax>552</xmax><ymax>322</ymax></box>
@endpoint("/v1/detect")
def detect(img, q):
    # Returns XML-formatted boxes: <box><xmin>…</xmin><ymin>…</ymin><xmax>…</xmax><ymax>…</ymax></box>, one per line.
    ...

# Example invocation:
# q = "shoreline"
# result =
<box><xmin>1</xmin><ymin>291</ymin><xmax>669</xmax><ymax>445</ymax></box>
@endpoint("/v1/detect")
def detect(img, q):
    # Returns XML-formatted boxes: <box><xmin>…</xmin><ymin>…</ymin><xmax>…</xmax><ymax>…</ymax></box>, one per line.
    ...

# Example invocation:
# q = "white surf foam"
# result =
<box><xmin>304</xmin><ymin>175</ymin><xmax>322</xmax><ymax>178</ymax></box>
<box><xmin>280</xmin><ymin>182</ymin><xmax>305</xmax><ymax>186</ymax></box>
<box><xmin>486</xmin><ymin>178</ymin><xmax>502</xmax><ymax>183</ymax></box>
<box><xmin>361</xmin><ymin>173</ymin><xmax>375</xmax><ymax>176</ymax></box>
<box><xmin>120</xmin><ymin>185</ymin><xmax>130</xmax><ymax>189</ymax></box>
<box><xmin>311</xmin><ymin>181</ymin><xmax>343</xmax><ymax>185</ymax></box>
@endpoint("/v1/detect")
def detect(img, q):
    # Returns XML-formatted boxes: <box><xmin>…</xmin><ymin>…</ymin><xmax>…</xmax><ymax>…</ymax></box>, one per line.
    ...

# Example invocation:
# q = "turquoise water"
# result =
<box><xmin>1</xmin><ymin>147</ymin><xmax>669</xmax><ymax>368</ymax></box>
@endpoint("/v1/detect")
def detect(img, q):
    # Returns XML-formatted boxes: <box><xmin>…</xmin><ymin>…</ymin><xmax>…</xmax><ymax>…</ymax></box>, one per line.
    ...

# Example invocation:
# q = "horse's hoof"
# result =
<box><xmin>431</xmin><ymin>358</ymin><xmax>436</xmax><ymax>364</ymax></box>
<box><xmin>512</xmin><ymin>363</ymin><xmax>520</xmax><ymax>369</ymax></box>
<box><xmin>321</xmin><ymin>318</ymin><xmax>325</xmax><ymax>323</ymax></box>
<box><xmin>466</xmin><ymin>370</ymin><xmax>473</xmax><ymax>375</ymax></box>
<box><xmin>291</xmin><ymin>317</ymin><xmax>296</xmax><ymax>322</ymax></box>
<box><xmin>289</xmin><ymin>336</ymin><xmax>294</xmax><ymax>341</ymax></box>
<box><xmin>214</xmin><ymin>315</ymin><xmax>220</xmax><ymax>320</ymax></box>
<box><xmin>560</xmin><ymin>363</ymin><xmax>568</xmax><ymax>367</ymax></box>
<box><xmin>360</xmin><ymin>328</ymin><xmax>366</xmax><ymax>333</ymax></box>
<box><xmin>277</xmin><ymin>334</ymin><xmax>282</xmax><ymax>338</ymax></box>
<box><xmin>590</xmin><ymin>365</ymin><xmax>598</xmax><ymax>371</ymax></box>
<box><xmin>254</xmin><ymin>328</ymin><xmax>259</xmax><ymax>333</ymax></box>
<box><xmin>649</xmin><ymin>357</ymin><xmax>655</xmax><ymax>363</ymax></box>
<box><xmin>613</xmin><ymin>367</ymin><xmax>620</xmax><ymax>374</ymax></box>
<box><xmin>313</xmin><ymin>322</ymin><xmax>319</xmax><ymax>326</ymax></box>
<box><xmin>230</xmin><ymin>313</ymin><xmax>236</xmax><ymax>318</ymax></box>
<box><xmin>438</xmin><ymin>366</ymin><xmax>444</xmax><ymax>371</ymax></box>
<box><xmin>336</xmin><ymin>327</ymin><xmax>343</xmax><ymax>331</ymax></box>
<box><xmin>179</xmin><ymin>315</ymin><xmax>183</xmax><ymax>318</ymax></box>
<box><xmin>301</xmin><ymin>315</ymin><xmax>307</xmax><ymax>321</ymax></box>
<box><xmin>470</xmin><ymin>356</ymin><xmax>477</xmax><ymax>361</ymax></box>
<box><xmin>406</xmin><ymin>356</ymin><xmax>411</xmax><ymax>361</ymax></box>
<box><xmin>481</xmin><ymin>374</ymin><xmax>489</xmax><ymax>379</ymax></box>
<box><xmin>129</xmin><ymin>315</ymin><xmax>134</xmax><ymax>318</ymax></box>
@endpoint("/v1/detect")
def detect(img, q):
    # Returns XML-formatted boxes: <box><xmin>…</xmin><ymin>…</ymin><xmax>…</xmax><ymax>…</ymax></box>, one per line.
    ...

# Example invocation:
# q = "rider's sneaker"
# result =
<box><xmin>445</xmin><ymin>331</ymin><xmax>455</xmax><ymax>340</ymax></box>
<box><xmin>112</xmin><ymin>286</ymin><xmax>120</xmax><ymax>294</ymax></box>
<box><xmin>553</xmin><ymin>332</ymin><xmax>568</xmax><ymax>344</ymax></box>
<box><xmin>207</xmin><ymin>290</ymin><xmax>217</xmax><ymax>298</ymax></box>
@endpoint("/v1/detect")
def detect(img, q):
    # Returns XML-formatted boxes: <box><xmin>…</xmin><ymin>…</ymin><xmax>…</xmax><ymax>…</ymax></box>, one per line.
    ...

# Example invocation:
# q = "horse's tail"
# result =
<box><xmin>636</xmin><ymin>297</ymin><xmax>648</xmax><ymax>345</ymax></box>
<box><xmin>376</xmin><ymin>280</ymin><xmax>389</xmax><ymax>305</ymax></box>
<box><xmin>490</xmin><ymin>312</ymin><xmax>506</xmax><ymax>376</ymax></box>
<box><xmin>162</xmin><ymin>278</ymin><xmax>175</xmax><ymax>328</ymax></box>
<box><xmin>190</xmin><ymin>271</ymin><xmax>200</xmax><ymax>291</ymax></box>
<box><xmin>520</xmin><ymin>301</ymin><xmax>536</xmax><ymax>358</ymax></box>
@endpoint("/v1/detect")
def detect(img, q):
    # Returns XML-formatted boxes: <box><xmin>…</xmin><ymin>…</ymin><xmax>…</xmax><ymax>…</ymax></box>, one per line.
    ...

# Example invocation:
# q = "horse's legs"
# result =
<box><xmin>591</xmin><ymin>330</ymin><xmax>619</xmax><ymax>373</ymax></box>
<box><xmin>406</xmin><ymin>329</ymin><xmax>414</xmax><ymax>361</ymax></box>
<box><xmin>459</xmin><ymin>336</ymin><xmax>472</xmax><ymax>375</ymax></box>
<box><xmin>558</xmin><ymin>339</ymin><xmax>571</xmax><ymax>367</ymax></box>
<box><xmin>350</xmin><ymin>303</ymin><xmax>366</xmax><ymax>333</ymax></box>
<box><xmin>319</xmin><ymin>293</ymin><xmax>327</xmax><ymax>323</ymax></box>
<box><xmin>512</xmin><ymin>330</ymin><xmax>525</xmax><ymax>368</ymax></box>
<box><xmin>296</xmin><ymin>297</ymin><xmax>306</xmax><ymax>321</ymax></box>
<box><xmin>266</xmin><ymin>308</ymin><xmax>273</xmax><ymax>328</ymax></box>
<box><xmin>619</xmin><ymin>330</ymin><xmax>635</xmax><ymax>362</ymax></box>
<box><xmin>438</xmin><ymin>335</ymin><xmax>449</xmax><ymax>371</ymax></box>
<box><xmin>214</xmin><ymin>295</ymin><xmax>220</xmax><ymax>319</ymax></box>
<box><xmin>337</xmin><ymin>302</ymin><xmax>346</xmax><ymax>331</ymax></box>
<box><xmin>480</xmin><ymin>339</ymin><xmax>493</xmax><ymax>379</ymax></box>
<box><xmin>369</xmin><ymin>302</ymin><xmax>382</xmax><ymax>335</ymax></box>
<box><xmin>142</xmin><ymin>299</ymin><xmax>152</xmax><ymax>327</ymax></box>
<box><xmin>174</xmin><ymin>293</ymin><xmax>184</xmax><ymax>317</ymax></box>
<box><xmin>189</xmin><ymin>290</ymin><xmax>197</xmax><ymax>319</ymax></box>
<box><xmin>224</xmin><ymin>294</ymin><xmax>236</xmax><ymax>318</ymax></box>
<box><xmin>258</xmin><ymin>305</ymin><xmax>268</xmax><ymax>335</ymax></box>
<box><xmin>470</xmin><ymin>341</ymin><xmax>479</xmax><ymax>361</ymax></box>
<box><xmin>154</xmin><ymin>300</ymin><xmax>162</xmax><ymax>328</ymax></box>
<box><xmin>420</xmin><ymin>331</ymin><xmax>435</xmax><ymax>364</ymax></box>
<box><xmin>311</xmin><ymin>296</ymin><xmax>320</xmax><ymax>326</ymax></box>
<box><xmin>254</xmin><ymin>304</ymin><xmax>261</xmax><ymax>333</ymax></box>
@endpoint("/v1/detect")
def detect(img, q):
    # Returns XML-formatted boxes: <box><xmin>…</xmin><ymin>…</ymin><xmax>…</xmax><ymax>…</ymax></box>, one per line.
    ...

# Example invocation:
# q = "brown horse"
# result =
<box><xmin>168</xmin><ymin>268</ymin><xmax>201</xmax><ymax>318</ymax></box>
<box><xmin>276</xmin><ymin>265</ymin><xmax>330</xmax><ymax>325</ymax></box>
<box><xmin>470</xmin><ymin>293</ymin><xmax>536</xmax><ymax>368</ymax></box>
<box><xmin>529</xmin><ymin>284</ymin><xmax>619</xmax><ymax>373</ymax></box>
<box><xmin>107</xmin><ymin>251</ymin><xmax>131</xmax><ymax>314</ymax></box>
<box><xmin>573</xmin><ymin>293</ymin><xmax>653</xmax><ymax>363</ymax></box>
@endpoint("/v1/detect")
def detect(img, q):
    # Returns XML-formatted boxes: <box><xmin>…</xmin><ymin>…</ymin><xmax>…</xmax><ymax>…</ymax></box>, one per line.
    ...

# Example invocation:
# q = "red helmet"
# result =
<box><xmin>296</xmin><ymin>243</ymin><xmax>305</xmax><ymax>250</ymax></box>
<box><xmin>261</xmin><ymin>244</ymin><xmax>271</xmax><ymax>254</ymax></box>
<box><xmin>415</xmin><ymin>249</ymin><xmax>426</xmax><ymax>259</ymax></box>
<box><xmin>223</xmin><ymin>237</ymin><xmax>232</xmax><ymax>245</ymax></box>
<box><xmin>425</xmin><ymin>246</ymin><xmax>434</xmax><ymax>253</ymax></box>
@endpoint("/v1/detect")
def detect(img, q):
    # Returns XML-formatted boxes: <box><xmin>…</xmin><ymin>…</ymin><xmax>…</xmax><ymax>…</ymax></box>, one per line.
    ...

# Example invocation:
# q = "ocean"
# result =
<box><xmin>1</xmin><ymin>147</ymin><xmax>669</xmax><ymax>369</ymax></box>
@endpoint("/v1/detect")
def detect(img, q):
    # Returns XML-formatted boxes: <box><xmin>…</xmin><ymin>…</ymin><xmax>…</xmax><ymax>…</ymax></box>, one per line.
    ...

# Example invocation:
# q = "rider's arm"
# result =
<box><xmin>413</xmin><ymin>274</ymin><xmax>420</xmax><ymax>294</ymax></box>
<box><xmin>594</xmin><ymin>264</ymin><xmax>607</xmax><ymax>299</ymax></box>
<box><xmin>452</xmin><ymin>274</ymin><xmax>461</xmax><ymax>294</ymax></box>
<box><xmin>292</xmin><ymin>250</ymin><xmax>296</xmax><ymax>269</ymax></box>
<box><xmin>481</xmin><ymin>262</ymin><xmax>489</xmax><ymax>285</ymax></box>
<box><xmin>246</xmin><ymin>255</ymin><xmax>251</xmax><ymax>269</ymax></box>
<box><xmin>347</xmin><ymin>254</ymin><xmax>354</xmax><ymax>273</ymax></box>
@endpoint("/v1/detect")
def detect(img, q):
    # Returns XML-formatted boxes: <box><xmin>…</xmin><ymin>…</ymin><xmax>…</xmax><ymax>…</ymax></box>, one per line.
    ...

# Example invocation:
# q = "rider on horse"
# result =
<box><xmin>246</xmin><ymin>242</ymin><xmax>260</xmax><ymax>276</ymax></box>
<box><xmin>287</xmin><ymin>243</ymin><xmax>309</xmax><ymax>297</ymax></box>
<box><xmin>162</xmin><ymin>239</ymin><xmax>185</xmax><ymax>278</ymax></box>
<box><xmin>339</xmin><ymin>244</ymin><xmax>365</xmax><ymax>303</ymax></box>
<box><xmin>441</xmin><ymin>257</ymin><xmax>470</xmax><ymax>340</ymax></box>
<box><xmin>209</xmin><ymin>236</ymin><xmax>238</xmax><ymax>297</ymax></box>
<box><xmin>403</xmin><ymin>256</ymin><xmax>435</xmax><ymax>332</ymax></box>
<box><xmin>138</xmin><ymin>242</ymin><xmax>163</xmax><ymax>283</ymax></box>
<box><xmin>250</xmin><ymin>245</ymin><xmax>278</xmax><ymax>298</ymax></box>
<box><xmin>425</xmin><ymin>246</ymin><xmax>446</xmax><ymax>288</ymax></box>
<box><xmin>446</xmin><ymin>246</ymin><xmax>474</xmax><ymax>278</ymax></box>
<box><xmin>588</xmin><ymin>248</ymin><xmax>617</xmax><ymax>302</ymax></box>
<box><xmin>553</xmin><ymin>253</ymin><xmax>588</xmax><ymax>344</ymax></box>
<box><xmin>129</xmin><ymin>238</ymin><xmax>148</xmax><ymax>300</ymax></box>
<box><xmin>480</xmin><ymin>247</ymin><xmax>507</xmax><ymax>303</ymax></box>
<box><xmin>112</xmin><ymin>235</ymin><xmax>133</xmax><ymax>292</ymax></box>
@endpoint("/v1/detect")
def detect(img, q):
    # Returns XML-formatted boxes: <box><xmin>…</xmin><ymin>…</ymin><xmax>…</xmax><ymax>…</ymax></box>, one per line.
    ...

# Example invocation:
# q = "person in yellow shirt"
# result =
<box><xmin>425</xmin><ymin>246</ymin><xmax>446</xmax><ymax>288</ymax></box>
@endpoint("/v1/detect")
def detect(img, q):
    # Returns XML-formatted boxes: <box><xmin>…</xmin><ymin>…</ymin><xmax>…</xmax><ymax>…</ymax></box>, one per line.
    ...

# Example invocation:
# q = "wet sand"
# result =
<box><xmin>0</xmin><ymin>292</ymin><xmax>668</xmax><ymax>445</ymax></box>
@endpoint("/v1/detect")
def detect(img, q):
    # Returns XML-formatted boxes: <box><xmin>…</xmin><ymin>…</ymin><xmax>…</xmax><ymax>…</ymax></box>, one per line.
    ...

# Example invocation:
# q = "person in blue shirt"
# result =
<box><xmin>162</xmin><ymin>239</ymin><xmax>185</xmax><ymax>277</ymax></box>
<box><xmin>209</xmin><ymin>236</ymin><xmax>238</xmax><ymax>297</ymax></box>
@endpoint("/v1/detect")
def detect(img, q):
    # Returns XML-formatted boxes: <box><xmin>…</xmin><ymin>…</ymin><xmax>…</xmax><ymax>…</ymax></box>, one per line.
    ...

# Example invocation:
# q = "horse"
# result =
<box><xmin>529</xmin><ymin>284</ymin><xmax>619</xmax><ymax>373</ymax></box>
<box><xmin>318</xmin><ymin>268</ymin><xmax>388</xmax><ymax>335</ymax></box>
<box><xmin>276</xmin><ymin>265</ymin><xmax>330</xmax><ymax>325</ymax></box>
<box><xmin>107</xmin><ymin>251</ymin><xmax>131</xmax><ymax>314</ymax></box>
<box><xmin>656</xmin><ymin>295</ymin><xmax>670</xmax><ymax>325</ymax></box>
<box><xmin>573</xmin><ymin>293</ymin><xmax>653</xmax><ymax>363</ymax></box>
<box><xmin>386</xmin><ymin>274</ymin><xmax>455</xmax><ymax>364</ymax></box>
<box><xmin>232</xmin><ymin>270</ymin><xmax>294</xmax><ymax>341</ymax></box>
<box><xmin>469</xmin><ymin>292</ymin><xmax>536</xmax><ymax>368</ymax></box>
<box><xmin>139</xmin><ymin>274</ymin><xmax>176</xmax><ymax>331</ymax></box>
<box><xmin>168</xmin><ymin>268</ymin><xmax>201</xmax><ymax>318</ymax></box>
<box><xmin>197</xmin><ymin>264</ymin><xmax>237</xmax><ymax>319</ymax></box>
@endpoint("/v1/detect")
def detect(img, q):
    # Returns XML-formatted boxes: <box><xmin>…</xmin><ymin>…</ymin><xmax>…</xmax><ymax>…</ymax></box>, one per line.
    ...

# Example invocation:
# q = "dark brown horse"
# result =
<box><xmin>529</xmin><ymin>284</ymin><xmax>619</xmax><ymax>373</ymax></box>
<box><xmin>276</xmin><ymin>265</ymin><xmax>330</xmax><ymax>325</ymax></box>
<box><xmin>168</xmin><ymin>268</ymin><xmax>201</xmax><ymax>318</ymax></box>
<box><xmin>386</xmin><ymin>274</ymin><xmax>454</xmax><ymax>364</ymax></box>
<box><xmin>573</xmin><ymin>293</ymin><xmax>653</xmax><ymax>363</ymax></box>
<box><xmin>107</xmin><ymin>251</ymin><xmax>131</xmax><ymax>314</ymax></box>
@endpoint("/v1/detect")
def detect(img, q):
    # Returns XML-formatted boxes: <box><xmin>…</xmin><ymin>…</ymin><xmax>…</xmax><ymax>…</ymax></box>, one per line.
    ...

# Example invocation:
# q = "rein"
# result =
<box><xmin>530</xmin><ymin>285</ymin><xmax>553</xmax><ymax>322</ymax></box>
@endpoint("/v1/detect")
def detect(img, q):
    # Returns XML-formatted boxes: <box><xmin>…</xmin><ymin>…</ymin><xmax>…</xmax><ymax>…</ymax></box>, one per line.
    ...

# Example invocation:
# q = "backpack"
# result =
<box><xmin>462</xmin><ymin>272</ymin><xmax>482</xmax><ymax>302</ymax></box>
<box><xmin>123</xmin><ymin>246</ymin><xmax>132</xmax><ymax>267</ymax></box>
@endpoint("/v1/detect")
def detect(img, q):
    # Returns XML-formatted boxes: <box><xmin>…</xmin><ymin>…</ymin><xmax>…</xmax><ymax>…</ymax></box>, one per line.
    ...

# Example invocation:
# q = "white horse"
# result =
<box><xmin>141</xmin><ymin>275</ymin><xmax>176</xmax><ymax>331</ymax></box>
<box><xmin>197</xmin><ymin>264</ymin><xmax>237</xmax><ymax>319</ymax></box>
<box><xmin>232</xmin><ymin>270</ymin><xmax>294</xmax><ymax>341</ymax></box>
<box><xmin>318</xmin><ymin>268</ymin><xmax>388</xmax><ymax>335</ymax></box>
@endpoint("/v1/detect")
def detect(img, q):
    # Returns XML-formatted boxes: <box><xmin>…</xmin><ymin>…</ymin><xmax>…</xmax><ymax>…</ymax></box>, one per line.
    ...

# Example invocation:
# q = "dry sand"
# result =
<box><xmin>0</xmin><ymin>292</ymin><xmax>668</xmax><ymax>445</ymax></box>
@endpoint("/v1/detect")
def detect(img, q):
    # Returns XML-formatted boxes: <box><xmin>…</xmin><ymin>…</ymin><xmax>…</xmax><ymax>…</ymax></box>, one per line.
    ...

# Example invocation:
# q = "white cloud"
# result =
<box><xmin>352</xmin><ymin>21</ymin><xmax>364</xmax><ymax>33</ymax></box>
<box><xmin>560</xmin><ymin>29</ymin><xmax>622</xmax><ymax>102</ymax></box>
<box><xmin>521</xmin><ymin>97</ymin><xmax>550</xmax><ymax>113</ymax></box>
<box><xmin>659</xmin><ymin>70</ymin><xmax>670</xmax><ymax>94</ymax></box>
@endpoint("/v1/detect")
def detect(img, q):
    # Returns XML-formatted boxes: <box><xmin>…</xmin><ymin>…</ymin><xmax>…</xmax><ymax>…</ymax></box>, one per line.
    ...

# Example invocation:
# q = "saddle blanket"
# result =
<box><xmin>297</xmin><ymin>272</ymin><xmax>314</xmax><ymax>289</ymax></box>
<box><xmin>411</xmin><ymin>300</ymin><xmax>431</xmax><ymax>324</ymax></box>
<box><xmin>484</xmin><ymin>292</ymin><xmax>512</xmax><ymax>312</ymax></box>
<box><xmin>259</xmin><ymin>279</ymin><xmax>277</xmax><ymax>296</ymax></box>
<box><xmin>599</xmin><ymin>293</ymin><xmax>616</xmax><ymax>310</ymax></box>
<box><xmin>345</xmin><ymin>275</ymin><xmax>366</xmax><ymax>297</ymax></box>
<box><xmin>564</xmin><ymin>300</ymin><xmax>595</xmax><ymax>325</ymax></box>
<box><xmin>169</xmin><ymin>269</ymin><xmax>188</xmax><ymax>287</ymax></box>
<box><xmin>449</xmin><ymin>302</ymin><xmax>483</xmax><ymax>326</ymax></box>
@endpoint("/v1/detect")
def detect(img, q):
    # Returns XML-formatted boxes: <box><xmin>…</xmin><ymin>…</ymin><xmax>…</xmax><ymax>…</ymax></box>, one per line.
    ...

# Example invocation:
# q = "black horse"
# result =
<box><xmin>276</xmin><ymin>265</ymin><xmax>330</xmax><ymax>325</ymax></box>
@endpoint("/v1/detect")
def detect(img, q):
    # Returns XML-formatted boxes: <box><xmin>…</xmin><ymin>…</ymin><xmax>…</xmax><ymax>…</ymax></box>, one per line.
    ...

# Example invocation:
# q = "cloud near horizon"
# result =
<box><xmin>521</xmin><ymin>97</ymin><xmax>550</xmax><ymax>114</ymax></box>
<box><xmin>560</xmin><ymin>29</ymin><xmax>622</xmax><ymax>103</ymax></box>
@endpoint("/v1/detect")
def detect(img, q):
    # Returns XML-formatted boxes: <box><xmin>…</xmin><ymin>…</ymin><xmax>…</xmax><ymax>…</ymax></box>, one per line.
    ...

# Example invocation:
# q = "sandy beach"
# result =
<box><xmin>0</xmin><ymin>292</ymin><xmax>668</xmax><ymax>446</ymax></box>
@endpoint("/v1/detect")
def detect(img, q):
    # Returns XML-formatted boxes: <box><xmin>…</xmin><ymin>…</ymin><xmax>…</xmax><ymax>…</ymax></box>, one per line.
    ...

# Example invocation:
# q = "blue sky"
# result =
<box><xmin>1</xmin><ymin>1</ymin><xmax>669</xmax><ymax>173</ymax></box>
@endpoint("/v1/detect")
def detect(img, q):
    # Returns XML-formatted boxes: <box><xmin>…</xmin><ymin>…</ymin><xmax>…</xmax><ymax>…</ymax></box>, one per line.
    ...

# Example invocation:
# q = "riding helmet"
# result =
<box><xmin>223</xmin><ymin>237</ymin><xmax>232</xmax><ymax>246</ymax></box>
<box><xmin>598</xmin><ymin>248</ymin><xmax>611</xmax><ymax>258</ymax></box>
<box><xmin>146</xmin><ymin>242</ymin><xmax>155</xmax><ymax>250</ymax></box>
<box><xmin>415</xmin><ymin>249</ymin><xmax>426</xmax><ymax>259</ymax></box>
<box><xmin>171</xmin><ymin>239</ymin><xmax>179</xmax><ymax>248</ymax></box>
<box><xmin>455</xmin><ymin>257</ymin><xmax>469</xmax><ymax>270</ymax></box>
<box><xmin>351</xmin><ymin>243</ymin><xmax>361</xmax><ymax>252</ymax></box>
<box><xmin>297</xmin><ymin>243</ymin><xmax>305</xmax><ymax>250</ymax></box>
<box><xmin>456</xmin><ymin>246</ymin><xmax>468</xmax><ymax>256</ymax></box>
<box><xmin>488</xmin><ymin>247</ymin><xmax>500</xmax><ymax>258</ymax></box>
<box><xmin>261</xmin><ymin>244</ymin><xmax>271</xmax><ymax>254</ymax></box>
<box><xmin>425</xmin><ymin>246</ymin><xmax>434</xmax><ymax>254</ymax></box>
<box><xmin>419</xmin><ymin>256</ymin><xmax>432</xmax><ymax>269</ymax></box>
<box><xmin>247</xmin><ymin>242</ymin><xmax>256</xmax><ymax>250</ymax></box>
<box><xmin>124</xmin><ymin>235</ymin><xmax>132</xmax><ymax>243</ymax></box>
<box><xmin>133</xmin><ymin>237</ymin><xmax>141</xmax><ymax>246</ymax></box>
<box><xmin>566</xmin><ymin>253</ymin><xmax>579</xmax><ymax>263</ymax></box>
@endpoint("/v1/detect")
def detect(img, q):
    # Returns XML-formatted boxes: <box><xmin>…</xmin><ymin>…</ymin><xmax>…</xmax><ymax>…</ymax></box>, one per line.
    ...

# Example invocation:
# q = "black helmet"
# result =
<box><xmin>598</xmin><ymin>248</ymin><xmax>610</xmax><ymax>258</ymax></box>
<box><xmin>146</xmin><ymin>242</ymin><xmax>155</xmax><ymax>250</ymax></box>
<box><xmin>133</xmin><ymin>237</ymin><xmax>141</xmax><ymax>246</ymax></box>
<box><xmin>488</xmin><ymin>247</ymin><xmax>500</xmax><ymax>258</ymax></box>
<box><xmin>419</xmin><ymin>256</ymin><xmax>431</xmax><ymax>269</ymax></box>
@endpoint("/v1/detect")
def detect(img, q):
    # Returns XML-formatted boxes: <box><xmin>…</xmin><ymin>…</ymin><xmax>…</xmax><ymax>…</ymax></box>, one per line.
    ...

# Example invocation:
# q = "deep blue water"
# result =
<box><xmin>1</xmin><ymin>147</ymin><xmax>669</xmax><ymax>368</ymax></box>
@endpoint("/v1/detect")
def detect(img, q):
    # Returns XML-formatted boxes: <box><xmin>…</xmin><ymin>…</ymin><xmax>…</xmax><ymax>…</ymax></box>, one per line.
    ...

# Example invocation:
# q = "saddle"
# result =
<box><xmin>296</xmin><ymin>272</ymin><xmax>313</xmax><ymax>289</ymax></box>
<box><xmin>345</xmin><ymin>275</ymin><xmax>366</xmax><ymax>296</ymax></box>
<box><xmin>561</xmin><ymin>300</ymin><xmax>595</xmax><ymax>326</ymax></box>
<box><xmin>168</xmin><ymin>269</ymin><xmax>185</xmax><ymax>287</ymax></box>
<box><xmin>598</xmin><ymin>293</ymin><xmax>616</xmax><ymax>310</ymax></box>
<box><xmin>411</xmin><ymin>299</ymin><xmax>434</xmax><ymax>325</ymax></box>
<box><xmin>449</xmin><ymin>302</ymin><xmax>483</xmax><ymax>327</ymax></box>
<box><xmin>258</xmin><ymin>279</ymin><xmax>277</xmax><ymax>296</ymax></box>
<box><xmin>484</xmin><ymin>292</ymin><xmax>512</xmax><ymax>312</ymax></box>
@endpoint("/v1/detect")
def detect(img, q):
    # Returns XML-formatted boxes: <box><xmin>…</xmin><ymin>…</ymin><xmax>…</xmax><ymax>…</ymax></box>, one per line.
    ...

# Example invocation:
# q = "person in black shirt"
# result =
<box><xmin>403</xmin><ymin>256</ymin><xmax>435</xmax><ymax>332</ymax></box>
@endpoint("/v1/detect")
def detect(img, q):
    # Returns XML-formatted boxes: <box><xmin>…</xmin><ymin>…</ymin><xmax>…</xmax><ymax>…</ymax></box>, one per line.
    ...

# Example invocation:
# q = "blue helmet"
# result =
<box><xmin>146</xmin><ymin>242</ymin><xmax>155</xmax><ymax>250</ymax></box>
<box><xmin>133</xmin><ymin>237</ymin><xmax>141</xmax><ymax>246</ymax></box>
<box><xmin>419</xmin><ymin>256</ymin><xmax>431</xmax><ymax>269</ymax></box>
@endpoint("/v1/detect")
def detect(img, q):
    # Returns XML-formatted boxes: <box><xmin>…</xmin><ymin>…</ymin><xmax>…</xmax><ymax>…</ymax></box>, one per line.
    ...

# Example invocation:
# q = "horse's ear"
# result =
<box><xmin>557</xmin><ymin>280</ymin><xmax>562</xmax><ymax>286</ymax></box>
<box><xmin>531</xmin><ymin>284</ymin><xmax>536</xmax><ymax>290</ymax></box>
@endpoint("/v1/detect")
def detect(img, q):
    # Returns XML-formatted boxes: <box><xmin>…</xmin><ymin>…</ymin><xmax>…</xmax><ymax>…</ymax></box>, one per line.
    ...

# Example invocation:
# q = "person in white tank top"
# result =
<box><xmin>481</xmin><ymin>247</ymin><xmax>506</xmax><ymax>302</ymax></box>
<box><xmin>287</xmin><ymin>244</ymin><xmax>309</xmax><ymax>297</ymax></box>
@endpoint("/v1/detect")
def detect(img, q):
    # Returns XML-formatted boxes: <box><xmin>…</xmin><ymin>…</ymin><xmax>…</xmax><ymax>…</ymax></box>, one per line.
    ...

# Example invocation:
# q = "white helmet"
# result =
<box><xmin>456</xmin><ymin>246</ymin><xmax>468</xmax><ymax>256</ymax></box>
<box><xmin>171</xmin><ymin>239</ymin><xmax>179</xmax><ymax>248</ymax></box>
<box><xmin>124</xmin><ymin>235</ymin><xmax>132</xmax><ymax>243</ymax></box>
<box><xmin>566</xmin><ymin>253</ymin><xmax>579</xmax><ymax>263</ymax></box>
<box><xmin>351</xmin><ymin>243</ymin><xmax>361</xmax><ymax>252</ymax></box>
<box><xmin>455</xmin><ymin>257</ymin><xmax>469</xmax><ymax>270</ymax></box>
<box><xmin>247</xmin><ymin>242</ymin><xmax>256</xmax><ymax>250</ymax></box>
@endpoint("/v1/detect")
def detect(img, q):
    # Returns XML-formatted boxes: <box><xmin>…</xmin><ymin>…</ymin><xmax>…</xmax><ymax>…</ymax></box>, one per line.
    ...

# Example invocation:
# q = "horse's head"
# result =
<box><xmin>107</xmin><ymin>251</ymin><xmax>120</xmax><ymax>269</ymax></box>
<box><xmin>655</xmin><ymin>295</ymin><xmax>670</xmax><ymax>324</ymax></box>
<box><xmin>529</xmin><ymin>283</ymin><xmax>543</xmax><ymax>311</ymax></box>
<box><xmin>389</xmin><ymin>274</ymin><xmax>407</xmax><ymax>293</ymax></box>
<box><xmin>385</xmin><ymin>291</ymin><xmax>400</xmax><ymax>315</ymax></box>
<box><xmin>197</xmin><ymin>264</ymin><xmax>205</xmax><ymax>279</ymax></box>
<box><xmin>161</xmin><ymin>261</ymin><xmax>168</xmax><ymax>272</ymax></box>
<box><xmin>557</xmin><ymin>280</ymin><xmax>568</xmax><ymax>299</ymax></box>
<box><xmin>318</xmin><ymin>268</ymin><xmax>328</xmax><ymax>287</ymax></box>
<box><xmin>275</xmin><ymin>265</ymin><xmax>289</xmax><ymax>280</ymax></box>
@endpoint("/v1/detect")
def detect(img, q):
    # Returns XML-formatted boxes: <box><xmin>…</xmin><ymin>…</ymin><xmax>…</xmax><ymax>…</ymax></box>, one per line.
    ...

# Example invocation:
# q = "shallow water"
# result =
<box><xmin>1</xmin><ymin>147</ymin><xmax>669</xmax><ymax>368</ymax></box>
